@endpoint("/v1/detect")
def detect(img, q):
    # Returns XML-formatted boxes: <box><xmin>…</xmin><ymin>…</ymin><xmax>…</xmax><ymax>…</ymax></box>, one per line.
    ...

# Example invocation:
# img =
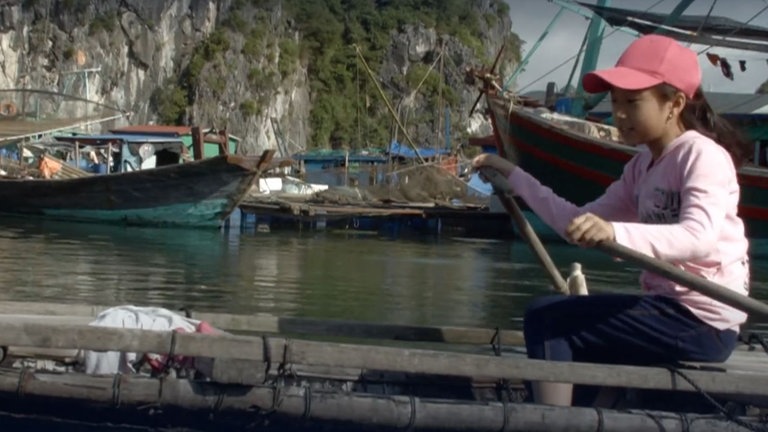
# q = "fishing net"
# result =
<box><xmin>309</xmin><ymin>163</ymin><xmax>488</xmax><ymax>207</ymax></box>
<box><xmin>0</xmin><ymin>156</ymin><xmax>35</xmax><ymax>178</ymax></box>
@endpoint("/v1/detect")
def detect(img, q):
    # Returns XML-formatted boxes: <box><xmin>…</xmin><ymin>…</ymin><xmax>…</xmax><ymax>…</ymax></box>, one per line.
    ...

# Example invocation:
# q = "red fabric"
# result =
<box><xmin>705</xmin><ymin>52</ymin><xmax>721</xmax><ymax>67</ymax></box>
<box><xmin>145</xmin><ymin>321</ymin><xmax>219</xmax><ymax>373</ymax></box>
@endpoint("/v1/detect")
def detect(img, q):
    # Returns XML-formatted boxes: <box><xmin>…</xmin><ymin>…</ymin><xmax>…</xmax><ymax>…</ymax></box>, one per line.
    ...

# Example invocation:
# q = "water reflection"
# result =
<box><xmin>0</xmin><ymin>217</ymin><xmax>764</xmax><ymax>332</ymax></box>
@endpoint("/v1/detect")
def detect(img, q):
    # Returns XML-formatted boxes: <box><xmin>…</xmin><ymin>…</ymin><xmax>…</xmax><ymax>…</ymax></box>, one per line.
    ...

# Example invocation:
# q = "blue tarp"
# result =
<box><xmin>387</xmin><ymin>140</ymin><xmax>450</xmax><ymax>159</ymax></box>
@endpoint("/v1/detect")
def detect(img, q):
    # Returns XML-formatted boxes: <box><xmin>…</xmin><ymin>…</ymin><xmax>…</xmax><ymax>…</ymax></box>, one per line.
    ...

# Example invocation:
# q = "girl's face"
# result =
<box><xmin>610</xmin><ymin>87</ymin><xmax>685</xmax><ymax>151</ymax></box>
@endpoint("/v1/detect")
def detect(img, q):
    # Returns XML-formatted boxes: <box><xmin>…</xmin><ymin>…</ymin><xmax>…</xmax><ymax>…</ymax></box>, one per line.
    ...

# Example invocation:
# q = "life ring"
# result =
<box><xmin>0</xmin><ymin>101</ymin><xmax>17</xmax><ymax>117</ymax></box>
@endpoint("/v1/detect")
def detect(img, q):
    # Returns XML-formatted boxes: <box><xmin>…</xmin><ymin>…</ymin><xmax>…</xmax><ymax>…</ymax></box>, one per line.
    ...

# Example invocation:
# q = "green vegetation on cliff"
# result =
<box><xmin>283</xmin><ymin>0</ymin><xmax>519</xmax><ymax>148</ymax></box>
<box><xmin>156</xmin><ymin>0</ymin><xmax>520</xmax><ymax>149</ymax></box>
<box><xmin>759</xmin><ymin>79</ymin><xmax>768</xmax><ymax>94</ymax></box>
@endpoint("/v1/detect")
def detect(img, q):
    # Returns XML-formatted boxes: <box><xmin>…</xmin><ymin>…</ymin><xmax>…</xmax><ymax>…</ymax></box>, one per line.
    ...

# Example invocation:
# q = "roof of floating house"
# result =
<box><xmin>387</xmin><ymin>140</ymin><xmax>450</xmax><ymax>159</ymax></box>
<box><xmin>54</xmin><ymin>134</ymin><xmax>185</xmax><ymax>144</ymax></box>
<box><xmin>52</xmin><ymin>134</ymin><xmax>187</xmax><ymax>153</ymax></box>
<box><xmin>110</xmin><ymin>125</ymin><xmax>242</xmax><ymax>141</ymax></box>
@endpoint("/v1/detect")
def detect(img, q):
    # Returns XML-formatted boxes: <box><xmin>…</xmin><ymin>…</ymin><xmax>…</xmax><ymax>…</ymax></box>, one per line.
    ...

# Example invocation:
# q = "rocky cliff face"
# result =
<box><xmin>0</xmin><ymin>0</ymin><xmax>516</xmax><ymax>155</ymax></box>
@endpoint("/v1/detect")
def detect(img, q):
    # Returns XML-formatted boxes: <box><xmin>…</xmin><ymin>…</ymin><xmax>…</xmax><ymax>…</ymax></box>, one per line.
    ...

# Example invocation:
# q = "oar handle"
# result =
<box><xmin>478</xmin><ymin>166</ymin><xmax>768</xmax><ymax>321</ymax></box>
<box><xmin>479</xmin><ymin>167</ymin><xmax>568</xmax><ymax>294</ymax></box>
<box><xmin>598</xmin><ymin>241</ymin><xmax>768</xmax><ymax>321</ymax></box>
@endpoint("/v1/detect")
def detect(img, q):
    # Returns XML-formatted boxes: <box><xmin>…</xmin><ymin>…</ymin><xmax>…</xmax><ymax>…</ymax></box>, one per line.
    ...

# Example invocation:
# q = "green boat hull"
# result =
<box><xmin>0</xmin><ymin>155</ymin><xmax>262</xmax><ymax>228</ymax></box>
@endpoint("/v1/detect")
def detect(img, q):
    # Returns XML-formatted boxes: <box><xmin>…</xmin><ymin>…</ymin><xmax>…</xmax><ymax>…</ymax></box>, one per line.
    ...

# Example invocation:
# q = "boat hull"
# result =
<box><xmin>487</xmin><ymin>95</ymin><xmax>768</xmax><ymax>239</ymax></box>
<box><xmin>0</xmin><ymin>155</ymin><xmax>262</xmax><ymax>228</ymax></box>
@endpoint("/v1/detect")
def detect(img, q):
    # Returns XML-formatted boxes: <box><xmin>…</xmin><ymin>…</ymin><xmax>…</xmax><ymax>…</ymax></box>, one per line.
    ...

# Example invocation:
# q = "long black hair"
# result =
<box><xmin>660</xmin><ymin>84</ymin><xmax>753</xmax><ymax>168</ymax></box>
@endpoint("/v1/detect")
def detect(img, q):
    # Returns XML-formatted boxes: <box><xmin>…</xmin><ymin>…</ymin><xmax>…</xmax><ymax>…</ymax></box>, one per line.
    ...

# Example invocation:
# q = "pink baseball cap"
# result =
<box><xmin>582</xmin><ymin>34</ymin><xmax>701</xmax><ymax>99</ymax></box>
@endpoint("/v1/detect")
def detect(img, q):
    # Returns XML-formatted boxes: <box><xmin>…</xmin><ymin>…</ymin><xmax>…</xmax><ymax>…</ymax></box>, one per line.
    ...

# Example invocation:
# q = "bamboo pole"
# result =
<box><xmin>0</xmin><ymin>319</ymin><xmax>766</xmax><ymax>396</ymax></box>
<box><xmin>0</xmin><ymin>369</ymin><xmax>756</xmax><ymax>432</ymax></box>
<box><xmin>479</xmin><ymin>166</ymin><xmax>768</xmax><ymax>320</ymax></box>
<box><xmin>353</xmin><ymin>44</ymin><xmax>426</xmax><ymax>164</ymax></box>
<box><xmin>0</xmin><ymin>301</ymin><xmax>525</xmax><ymax>346</ymax></box>
<box><xmin>479</xmin><ymin>167</ymin><xmax>567</xmax><ymax>293</ymax></box>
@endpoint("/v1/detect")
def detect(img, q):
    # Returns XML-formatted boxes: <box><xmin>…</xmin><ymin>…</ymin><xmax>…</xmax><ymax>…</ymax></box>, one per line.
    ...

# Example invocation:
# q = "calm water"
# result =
<box><xmin>1</xmin><ymin>217</ymin><xmax>766</xmax><ymax>330</ymax></box>
<box><xmin>1</xmin><ymin>217</ymin><xmax>768</xmax><ymax>431</ymax></box>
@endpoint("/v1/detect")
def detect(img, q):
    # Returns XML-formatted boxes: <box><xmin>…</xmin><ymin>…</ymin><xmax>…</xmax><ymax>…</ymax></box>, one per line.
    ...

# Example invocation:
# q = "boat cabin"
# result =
<box><xmin>109</xmin><ymin>125</ymin><xmax>240</xmax><ymax>159</ymax></box>
<box><xmin>51</xmin><ymin>134</ymin><xmax>187</xmax><ymax>174</ymax></box>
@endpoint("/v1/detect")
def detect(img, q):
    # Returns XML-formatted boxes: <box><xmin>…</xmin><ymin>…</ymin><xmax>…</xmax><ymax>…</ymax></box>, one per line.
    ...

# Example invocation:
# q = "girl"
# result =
<box><xmin>472</xmin><ymin>34</ymin><xmax>752</xmax><ymax>406</ymax></box>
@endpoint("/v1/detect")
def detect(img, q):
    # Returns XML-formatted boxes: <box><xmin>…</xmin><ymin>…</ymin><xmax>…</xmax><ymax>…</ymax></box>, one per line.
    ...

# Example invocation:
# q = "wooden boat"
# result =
<box><xmin>486</xmin><ymin>95</ymin><xmax>768</xmax><ymax>239</ymax></box>
<box><xmin>478</xmin><ymin>1</ymin><xmax>768</xmax><ymax>238</ymax></box>
<box><xmin>0</xmin><ymin>152</ymin><xmax>273</xmax><ymax>228</ymax></box>
<box><xmin>0</xmin><ymin>301</ymin><xmax>765</xmax><ymax>431</ymax></box>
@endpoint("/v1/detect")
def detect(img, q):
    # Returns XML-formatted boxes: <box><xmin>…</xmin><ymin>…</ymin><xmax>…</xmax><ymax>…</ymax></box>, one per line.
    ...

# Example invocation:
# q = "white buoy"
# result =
<box><xmin>567</xmin><ymin>262</ymin><xmax>589</xmax><ymax>296</ymax></box>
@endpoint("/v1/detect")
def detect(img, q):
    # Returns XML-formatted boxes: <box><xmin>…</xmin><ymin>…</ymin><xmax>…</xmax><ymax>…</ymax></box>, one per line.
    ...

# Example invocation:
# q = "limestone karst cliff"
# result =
<box><xmin>0</xmin><ymin>0</ymin><xmax>520</xmax><ymax>155</ymax></box>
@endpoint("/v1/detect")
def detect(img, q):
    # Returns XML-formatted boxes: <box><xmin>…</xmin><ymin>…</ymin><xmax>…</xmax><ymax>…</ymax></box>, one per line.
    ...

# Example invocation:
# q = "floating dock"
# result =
<box><xmin>238</xmin><ymin>196</ymin><xmax>514</xmax><ymax>238</ymax></box>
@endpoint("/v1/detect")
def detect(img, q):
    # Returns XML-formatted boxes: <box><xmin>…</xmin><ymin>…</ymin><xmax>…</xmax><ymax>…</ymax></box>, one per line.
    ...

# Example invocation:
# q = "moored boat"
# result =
<box><xmin>0</xmin><ymin>152</ymin><xmax>273</xmax><ymax>228</ymax></box>
<box><xmin>476</xmin><ymin>1</ymin><xmax>768</xmax><ymax>238</ymax></box>
<box><xmin>486</xmin><ymin>95</ymin><xmax>768</xmax><ymax>238</ymax></box>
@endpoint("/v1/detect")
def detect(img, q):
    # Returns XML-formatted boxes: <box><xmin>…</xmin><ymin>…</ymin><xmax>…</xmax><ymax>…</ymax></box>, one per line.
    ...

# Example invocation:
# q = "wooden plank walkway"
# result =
<box><xmin>240</xmin><ymin>198</ymin><xmax>427</xmax><ymax>219</ymax></box>
<box><xmin>238</xmin><ymin>196</ymin><xmax>512</xmax><ymax>236</ymax></box>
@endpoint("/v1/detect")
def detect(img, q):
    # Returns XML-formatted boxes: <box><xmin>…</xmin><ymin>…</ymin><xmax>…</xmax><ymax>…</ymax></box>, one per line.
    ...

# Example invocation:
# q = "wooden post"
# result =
<box><xmin>106</xmin><ymin>143</ymin><xmax>112</xmax><ymax>173</ymax></box>
<box><xmin>345</xmin><ymin>150</ymin><xmax>349</xmax><ymax>187</ymax></box>
<box><xmin>74</xmin><ymin>141</ymin><xmax>80</xmax><ymax>169</ymax></box>
<box><xmin>218</xmin><ymin>129</ymin><xmax>229</xmax><ymax>155</ymax></box>
<box><xmin>191</xmin><ymin>126</ymin><xmax>204</xmax><ymax>161</ymax></box>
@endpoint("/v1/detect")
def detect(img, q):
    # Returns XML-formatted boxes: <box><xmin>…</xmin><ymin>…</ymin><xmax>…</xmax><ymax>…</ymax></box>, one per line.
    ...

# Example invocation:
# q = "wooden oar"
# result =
<box><xmin>597</xmin><ymin>242</ymin><xmax>768</xmax><ymax>320</ymax></box>
<box><xmin>478</xmin><ymin>167</ymin><xmax>567</xmax><ymax>294</ymax></box>
<box><xmin>480</xmin><ymin>166</ymin><xmax>768</xmax><ymax>321</ymax></box>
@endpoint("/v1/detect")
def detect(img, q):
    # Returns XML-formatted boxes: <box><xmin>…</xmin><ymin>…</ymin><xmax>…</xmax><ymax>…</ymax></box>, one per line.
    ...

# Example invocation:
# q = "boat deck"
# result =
<box><xmin>0</xmin><ymin>301</ymin><xmax>766</xmax><ymax>382</ymax></box>
<box><xmin>0</xmin><ymin>301</ymin><xmax>766</xmax><ymax>431</ymax></box>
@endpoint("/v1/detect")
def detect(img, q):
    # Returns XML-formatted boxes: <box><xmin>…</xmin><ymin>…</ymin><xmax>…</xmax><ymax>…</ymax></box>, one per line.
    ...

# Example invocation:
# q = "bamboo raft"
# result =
<box><xmin>0</xmin><ymin>301</ymin><xmax>767</xmax><ymax>431</ymax></box>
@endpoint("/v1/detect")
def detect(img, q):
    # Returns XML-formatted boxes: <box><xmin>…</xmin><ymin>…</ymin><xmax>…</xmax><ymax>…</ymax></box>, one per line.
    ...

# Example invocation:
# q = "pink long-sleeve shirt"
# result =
<box><xmin>508</xmin><ymin>130</ymin><xmax>750</xmax><ymax>330</ymax></box>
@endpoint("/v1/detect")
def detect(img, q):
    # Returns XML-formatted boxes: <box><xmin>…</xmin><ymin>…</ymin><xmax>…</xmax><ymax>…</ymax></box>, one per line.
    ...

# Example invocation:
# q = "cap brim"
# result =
<box><xmin>582</xmin><ymin>66</ymin><xmax>663</xmax><ymax>94</ymax></box>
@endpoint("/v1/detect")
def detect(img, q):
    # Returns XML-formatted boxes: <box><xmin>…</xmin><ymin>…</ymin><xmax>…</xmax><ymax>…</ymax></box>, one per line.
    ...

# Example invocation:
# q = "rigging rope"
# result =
<box><xmin>688</xmin><ymin>0</ymin><xmax>718</xmax><ymax>48</ymax></box>
<box><xmin>518</xmin><ymin>0</ymin><xmax>665</xmax><ymax>93</ymax></box>
<box><xmin>697</xmin><ymin>3</ymin><xmax>768</xmax><ymax>54</ymax></box>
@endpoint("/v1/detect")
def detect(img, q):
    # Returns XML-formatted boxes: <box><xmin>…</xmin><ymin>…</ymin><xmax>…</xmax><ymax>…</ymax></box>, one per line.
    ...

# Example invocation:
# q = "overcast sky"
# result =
<box><xmin>506</xmin><ymin>0</ymin><xmax>768</xmax><ymax>93</ymax></box>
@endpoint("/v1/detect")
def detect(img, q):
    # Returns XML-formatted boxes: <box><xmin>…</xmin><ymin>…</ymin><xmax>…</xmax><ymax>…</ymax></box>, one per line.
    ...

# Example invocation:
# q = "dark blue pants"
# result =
<box><xmin>524</xmin><ymin>294</ymin><xmax>738</xmax><ymax>366</ymax></box>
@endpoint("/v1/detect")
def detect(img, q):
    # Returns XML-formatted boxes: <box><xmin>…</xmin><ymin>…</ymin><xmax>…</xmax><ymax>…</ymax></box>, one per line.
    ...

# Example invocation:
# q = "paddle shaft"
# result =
<box><xmin>479</xmin><ymin>168</ymin><xmax>568</xmax><ymax>294</ymax></box>
<box><xmin>598</xmin><ymin>241</ymin><xmax>768</xmax><ymax>321</ymax></box>
<box><xmin>479</xmin><ymin>166</ymin><xmax>768</xmax><ymax>321</ymax></box>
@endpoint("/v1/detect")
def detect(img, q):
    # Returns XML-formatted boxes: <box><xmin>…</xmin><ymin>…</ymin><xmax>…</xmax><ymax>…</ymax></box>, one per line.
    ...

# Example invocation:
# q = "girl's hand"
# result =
<box><xmin>566</xmin><ymin>213</ymin><xmax>615</xmax><ymax>247</ymax></box>
<box><xmin>471</xmin><ymin>153</ymin><xmax>516</xmax><ymax>178</ymax></box>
